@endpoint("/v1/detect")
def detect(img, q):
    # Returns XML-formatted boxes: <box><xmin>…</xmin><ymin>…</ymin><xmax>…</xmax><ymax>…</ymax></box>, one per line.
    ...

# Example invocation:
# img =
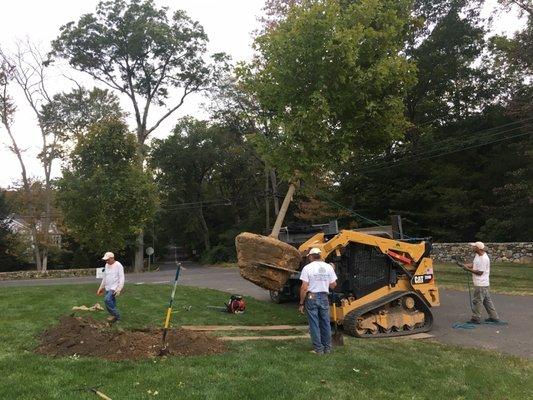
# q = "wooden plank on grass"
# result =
<box><xmin>219</xmin><ymin>334</ymin><xmax>310</xmax><ymax>341</ymax></box>
<box><xmin>181</xmin><ymin>325</ymin><xmax>309</xmax><ymax>332</ymax></box>
<box><xmin>389</xmin><ymin>333</ymin><xmax>434</xmax><ymax>340</ymax></box>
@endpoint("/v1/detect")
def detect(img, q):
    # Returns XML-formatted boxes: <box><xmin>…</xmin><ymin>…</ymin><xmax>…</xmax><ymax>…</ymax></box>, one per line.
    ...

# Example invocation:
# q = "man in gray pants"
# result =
<box><xmin>463</xmin><ymin>242</ymin><xmax>500</xmax><ymax>323</ymax></box>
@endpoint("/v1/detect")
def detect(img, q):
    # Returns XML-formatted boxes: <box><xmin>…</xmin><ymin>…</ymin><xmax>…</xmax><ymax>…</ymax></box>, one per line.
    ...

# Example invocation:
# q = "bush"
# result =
<box><xmin>200</xmin><ymin>245</ymin><xmax>235</xmax><ymax>264</ymax></box>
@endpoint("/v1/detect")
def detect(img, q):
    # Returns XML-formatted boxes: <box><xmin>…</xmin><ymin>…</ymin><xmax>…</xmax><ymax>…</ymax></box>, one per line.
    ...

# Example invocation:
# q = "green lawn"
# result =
<box><xmin>0</xmin><ymin>284</ymin><xmax>531</xmax><ymax>400</ymax></box>
<box><xmin>434</xmin><ymin>262</ymin><xmax>533</xmax><ymax>296</ymax></box>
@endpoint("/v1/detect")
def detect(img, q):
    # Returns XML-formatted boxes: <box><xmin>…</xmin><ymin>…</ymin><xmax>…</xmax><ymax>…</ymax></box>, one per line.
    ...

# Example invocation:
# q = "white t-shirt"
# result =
<box><xmin>472</xmin><ymin>253</ymin><xmax>490</xmax><ymax>287</ymax></box>
<box><xmin>102</xmin><ymin>261</ymin><xmax>125</xmax><ymax>291</ymax></box>
<box><xmin>300</xmin><ymin>261</ymin><xmax>337</xmax><ymax>293</ymax></box>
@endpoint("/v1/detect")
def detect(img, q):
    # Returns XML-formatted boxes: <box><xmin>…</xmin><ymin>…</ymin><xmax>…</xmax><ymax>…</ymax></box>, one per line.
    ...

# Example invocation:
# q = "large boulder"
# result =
<box><xmin>235</xmin><ymin>232</ymin><xmax>302</xmax><ymax>291</ymax></box>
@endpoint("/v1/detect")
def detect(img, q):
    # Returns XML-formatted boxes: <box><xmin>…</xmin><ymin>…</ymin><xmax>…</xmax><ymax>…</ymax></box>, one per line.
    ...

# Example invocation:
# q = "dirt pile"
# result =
<box><xmin>235</xmin><ymin>232</ymin><xmax>302</xmax><ymax>291</ymax></box>
<box><xmin>35</xmin><ymin>315</ymin><xmax>226</xmax><ymax>361</ymax></box>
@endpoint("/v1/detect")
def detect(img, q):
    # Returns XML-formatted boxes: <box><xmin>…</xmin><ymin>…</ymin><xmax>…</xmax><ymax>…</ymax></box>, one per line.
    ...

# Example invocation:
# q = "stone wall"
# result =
<box><xmin>432</xmin><ymin>242</ymin><xmax>533</xmax><ymax>264</ymax></box>
<box><xmin>0</xmin><ymin>268</ymin><xmax>96</xmax><ymax>281</ymax></box>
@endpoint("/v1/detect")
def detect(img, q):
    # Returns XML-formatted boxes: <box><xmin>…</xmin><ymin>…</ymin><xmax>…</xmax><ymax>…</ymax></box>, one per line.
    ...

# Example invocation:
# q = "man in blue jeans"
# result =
<box><xmin>299</xmin><ymin>248</ymin><xmax>337</xmax><ymax>354</ymax></box>
<box><xmin>97</xmin><ymin>252</ymin><xmax>125</xmax><ymax>323</ymax></box>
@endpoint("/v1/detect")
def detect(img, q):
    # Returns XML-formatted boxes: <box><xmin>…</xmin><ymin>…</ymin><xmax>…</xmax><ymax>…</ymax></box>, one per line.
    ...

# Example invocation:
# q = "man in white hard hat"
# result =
<box><xmin>299</xmin><ymin>247</ymin><xmax>337</xmax><ymax>354</ymax></box>
<box><xmin>462</xmin><ymin>242</ymin><xmax>500</xmax><ymax>323</ymax></box>
<box><xmin>97</xmin><ymin>252</ymin><xmax>125</xmax><ymax>323</ymax></box>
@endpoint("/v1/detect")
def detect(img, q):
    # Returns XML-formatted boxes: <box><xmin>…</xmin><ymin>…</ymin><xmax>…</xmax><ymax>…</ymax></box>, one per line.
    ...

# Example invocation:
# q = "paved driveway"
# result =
<box><xmin>2</xmin><ymin>262</ymin><xmax>531</xmax><ymax>358</ymax></box>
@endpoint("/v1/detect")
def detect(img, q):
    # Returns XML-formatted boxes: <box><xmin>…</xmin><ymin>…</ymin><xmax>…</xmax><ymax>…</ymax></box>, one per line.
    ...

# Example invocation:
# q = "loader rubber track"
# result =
<box><xmin>342</xmin><ymin>291</ymin><xmax>433</xmax><ymax>338</ymax></box>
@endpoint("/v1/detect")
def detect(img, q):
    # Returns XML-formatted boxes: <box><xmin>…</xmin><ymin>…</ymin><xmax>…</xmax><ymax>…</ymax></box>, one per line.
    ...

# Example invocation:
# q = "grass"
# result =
<box><xmin>0</xmin><ymin>284</ymin><xmax>532</xmax><ymax>400</ymax></box>
<box><xmin>434</xmin><ymin>262</ymin><xmax>533</xmax><ymax>295</ymax></box>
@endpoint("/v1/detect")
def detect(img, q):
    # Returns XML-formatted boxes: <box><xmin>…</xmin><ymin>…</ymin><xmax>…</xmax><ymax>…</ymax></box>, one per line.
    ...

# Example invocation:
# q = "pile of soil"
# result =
<box><xmin>35</xmin><ymin>315</ymin><xmax>227</xmax><ymax>361</ymax></box>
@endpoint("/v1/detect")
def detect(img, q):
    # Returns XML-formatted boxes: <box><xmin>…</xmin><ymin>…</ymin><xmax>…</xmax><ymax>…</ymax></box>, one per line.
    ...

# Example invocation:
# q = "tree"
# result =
<box><xmin>333</xmin><ymin>0</ymin><xmax>532</xmax><ymax>241</ymax></box>
<box><xmin>0</xmin><ymin>190</ymin><xmax>24</xmax><ymax>271</ymax></box>
<box><xmin>41</xmin><ymin>86</ymin><xmax>125</xmax><ymax>143</ymax></box>
<box><xmin>56</xmin><ymin>119</ymin><xmax>157</xmax><ymax>253</ymax></box>
<box><xmin>0</xmin><ymin>42</ymin><xmax>64</xmax><ymax>271</ymax></box>
<box><xmin>51</xmin><ymin>0</ymin><xmax>225</xmax><ymax>270</ymax></box>
<box><xmin>242</xmin><ymin>0</ymin><xmax>416</xmax><ymax>181</ymax></box>
<box><xmin>150</xmin><ymin>118</ymin><xmax>264</xmax><ymax>259</ymax></box>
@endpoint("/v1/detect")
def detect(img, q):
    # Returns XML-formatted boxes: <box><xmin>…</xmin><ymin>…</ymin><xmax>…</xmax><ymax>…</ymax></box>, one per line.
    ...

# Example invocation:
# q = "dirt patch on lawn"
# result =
<box><xmin>35</xmin><ymin>315</ymin><xmax>227</xmax><ymax>361</ymax></box>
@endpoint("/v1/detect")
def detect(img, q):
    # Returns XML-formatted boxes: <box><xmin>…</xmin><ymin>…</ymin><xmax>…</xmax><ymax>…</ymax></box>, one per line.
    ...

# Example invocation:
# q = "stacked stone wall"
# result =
<box><xmin>0</xmin><ymin>268</ymin><xmax>96</xmax><ymax>281</ymax></box>
<box><xmin>432</xmin><ymin>242</ymin><xmax>533</xmax><ymax>264</ymax></box>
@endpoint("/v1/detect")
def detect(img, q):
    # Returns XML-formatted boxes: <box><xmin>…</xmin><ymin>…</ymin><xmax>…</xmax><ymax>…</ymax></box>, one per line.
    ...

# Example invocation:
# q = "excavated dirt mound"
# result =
<box><xmin>235</xmin><ymin>232</ymin><xmax>302</xmax><ymax>291</ymax></box>
<box><xmin>35</xmin><ymin>315</ymin><xmax>227</xmax><ymax>361</ymax></box>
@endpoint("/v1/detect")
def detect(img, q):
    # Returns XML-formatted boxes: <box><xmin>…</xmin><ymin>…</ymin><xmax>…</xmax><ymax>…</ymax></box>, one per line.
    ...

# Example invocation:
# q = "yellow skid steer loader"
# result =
<box><xmin>235</xmin><ymin>184</ymin><xmax>440</xmax><ymax>338</ymax></box>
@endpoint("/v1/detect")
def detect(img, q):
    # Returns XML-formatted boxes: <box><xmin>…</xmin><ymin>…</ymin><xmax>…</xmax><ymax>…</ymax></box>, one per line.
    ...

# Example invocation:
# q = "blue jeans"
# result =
<box><xmin>104</xmin><ymin>290</ymin><xmax>120</xmax><ymax>320</ymax></box>
<box><xmin>304</xmin><ymin>292</ymin><xmax>331</xmax><ymax>353</ymax></box>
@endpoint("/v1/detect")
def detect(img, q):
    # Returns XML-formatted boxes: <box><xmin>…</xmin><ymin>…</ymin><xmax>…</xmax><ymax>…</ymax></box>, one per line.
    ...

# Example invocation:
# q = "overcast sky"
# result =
<box><xmin>0</xmin><ymin>0</ymin><xmax>525</xmax><ymax>188</ymax></box>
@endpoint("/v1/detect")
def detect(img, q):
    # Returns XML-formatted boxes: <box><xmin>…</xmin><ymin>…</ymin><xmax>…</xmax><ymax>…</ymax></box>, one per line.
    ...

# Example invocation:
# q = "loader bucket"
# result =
<box><xmin>235</xmin><ymin>232</ymin><xmax>302</xmax><ymax>291</ymax></box>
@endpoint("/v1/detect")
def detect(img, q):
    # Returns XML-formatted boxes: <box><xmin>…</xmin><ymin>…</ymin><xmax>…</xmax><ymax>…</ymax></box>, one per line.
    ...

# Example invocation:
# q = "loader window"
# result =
<box><xmin>336</xmin><ymin>243</ymin><xmax>391</xmax><ymax>299</ymax></box>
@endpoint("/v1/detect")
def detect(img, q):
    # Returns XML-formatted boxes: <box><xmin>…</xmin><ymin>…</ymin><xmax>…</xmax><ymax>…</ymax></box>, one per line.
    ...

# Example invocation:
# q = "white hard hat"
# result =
<box><xmin>102</xmin><ymin>251</ymin><xmax>115</xmax><ymax>260</ymax></box>
<box><xmin>308</xmin><ymin>248</ymin><xmax>322</xmax><ymax>255</ymax></box>
<box><xmin>469</xmin><ymin>242</ymin><xmax>485</xmax><ymax>250</ymax></box>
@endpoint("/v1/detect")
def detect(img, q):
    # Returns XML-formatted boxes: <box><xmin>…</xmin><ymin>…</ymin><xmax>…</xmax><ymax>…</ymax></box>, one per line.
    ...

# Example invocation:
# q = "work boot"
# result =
<box><xmin>309</xmin><ymin>350</ymin><xmax>323</xmax><ymax>355</ymax></box>
<box><xmin>106</xmin><ymin>316</ymin><xmax>118</xmax><ymax>323</ymax></box>
<box><xmin>468</xmin><ymin>318</ymin><xmax>481</xmax><ymax>324</ymax></box>
<box><xmin>485</xmin><ymin>318</ymin><xmax>500</xmax><ymax>323</ymax></box>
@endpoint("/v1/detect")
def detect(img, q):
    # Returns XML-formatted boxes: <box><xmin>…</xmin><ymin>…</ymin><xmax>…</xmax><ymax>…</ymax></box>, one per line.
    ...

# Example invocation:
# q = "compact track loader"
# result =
<box><xmin>235</xmin><ymin>186</ymin><xmax>440</xmax><ymax>338</ymax></box>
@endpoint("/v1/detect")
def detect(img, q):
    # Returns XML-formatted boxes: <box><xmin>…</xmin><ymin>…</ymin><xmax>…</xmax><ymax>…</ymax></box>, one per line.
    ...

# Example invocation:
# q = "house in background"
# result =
<box><xmin>5</xmin><ymin>214</ymin><xmax>62</xmax><ymax>251</ymax></box>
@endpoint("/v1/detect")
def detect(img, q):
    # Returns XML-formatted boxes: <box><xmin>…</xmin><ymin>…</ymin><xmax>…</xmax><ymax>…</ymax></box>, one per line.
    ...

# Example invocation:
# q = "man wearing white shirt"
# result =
<box><xmin>462</xmin><ymin>242</ymin><xmax>499</xmax><ymax>324</ymax></box>
<box><xmin>299</xmin><ymin>248</ymin><xmax>337</xmax><ymax>354</ymax></box>
<box><xmin>97</xmin><ymin>252</ymin><xmax>125</xmax><ymax>323</ymax></box>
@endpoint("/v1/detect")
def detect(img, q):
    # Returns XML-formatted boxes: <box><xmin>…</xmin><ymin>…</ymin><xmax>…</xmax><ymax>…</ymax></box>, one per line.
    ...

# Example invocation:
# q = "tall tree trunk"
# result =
<box><xmin>198</xmin><ymin>203</ymin><xmax>210</xmax><ymax>251</ymax></box>
<box><xmin>134</xmin><ymin>139</ymin><xmax>146</xmax><ymax>272</ymax></box>
<box><xmin>270</xmin><ymin>182</ymin><xmax>298</xmax><ymax>238</ymax></box>
<box><xmin>31</xmin><ymin>228</ymin><xmax>42</xmax><ymax>271</ymax></box>
<box><xmin>41</xmin><ymin>248</ymin><xmax>48</xmax><ymax>273</ymax></box>
<box><xmin>265</xmin><ymin>167</ymin><xmax>270</xmax><ymax>233</ymax></box>
<box><xmin>40</xmin><ymin>170</ymin><xmax>52</xmax><ymax>273</ymax></box>
<box><xmin>270</xmin><ymin>169</ymin><xmax>280</xmax><ymax>215</ymax></box>
<box><xmin>134</xmin><ymin>232</ymin><xmax>144</xmax><ymax>272</ymax></box>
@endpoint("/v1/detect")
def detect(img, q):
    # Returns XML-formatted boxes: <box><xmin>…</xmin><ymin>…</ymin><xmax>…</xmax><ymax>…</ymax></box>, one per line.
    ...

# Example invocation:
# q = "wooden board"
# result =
<box><xmin>220</xmin><ymin>335</ymin><xmax>310</xmax><ymax>341</ymax></box>
<box><xmin>181</xmin><ymin>325</ymin><xmax>309</xmax><ymax>332</ymax></box>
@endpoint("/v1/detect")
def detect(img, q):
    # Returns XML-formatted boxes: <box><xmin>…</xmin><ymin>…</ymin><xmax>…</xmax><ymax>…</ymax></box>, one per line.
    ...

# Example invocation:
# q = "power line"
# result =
<box><xmin>360</xmin><ymin>131</ymin><xmax>530</xmax><ymax>174</ymax></box>
<box><xmin>357</xmin><ymin>125</ymin><xmax>525</xmax><ymax>171</ymax></box>
<box><xmin>355</xmin><ymin>118</ymin><xmax>532</xmax><ymax>172</ymax></box>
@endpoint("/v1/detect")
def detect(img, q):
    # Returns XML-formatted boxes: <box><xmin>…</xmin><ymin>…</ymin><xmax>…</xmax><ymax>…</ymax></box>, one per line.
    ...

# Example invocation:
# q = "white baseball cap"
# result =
<box><xmin>469</xmin><ymin>242</ymin><xmax>485</xmax><ymax>250</ymax></box>
<box><xmin>308</xmin><ymin>248</ymin><xmax>322</xmax><ymax>255</ymax></box>
<box><xmin>102</xmin><ymin>251</ymin><xmax>115</xmax><ymax>260</ymax></box>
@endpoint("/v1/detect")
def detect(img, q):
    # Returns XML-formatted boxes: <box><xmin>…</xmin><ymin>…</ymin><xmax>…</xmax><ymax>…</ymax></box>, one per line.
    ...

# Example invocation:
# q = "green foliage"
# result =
<box><xmin>50</xmin><ymin>0</ymin><xmax>223</xmax><ymax>144</ymax></box>
<box><xmin>56</xmin><ymin>119</ymin><xmax>157</xmax><ymax>253</ymax></box>
<box><xmin>242</xmin><ymin>0</ymin><xmax>416</xmax><ymax>179</ymax></box>
<box><xmin>41</xmin><ymin>87</ymin><xmax>125</xmax><ymax>142</ymax></box>
<box><xmin>200</xmin><ymin>244</ymin><xmax>235</xmax><ymax>264</ymax></box>
<box><xmin>332</xmin><ymin>1</ymin><xmax>531</xmax><ymax>241</ymax></box>
<box><xmin>406</xmin><ymin>2</ymin><xmax>495</xmax><ymax>126</ymax></box>
<box><xmin>0</xmin><ymin>191</ymin><xmax>25</xmax><ymax>271</ymax></box>
<box><xmin>150</xmin><ymin>118</ymin><xmax>264</xmax><ymax>257</ymax></box>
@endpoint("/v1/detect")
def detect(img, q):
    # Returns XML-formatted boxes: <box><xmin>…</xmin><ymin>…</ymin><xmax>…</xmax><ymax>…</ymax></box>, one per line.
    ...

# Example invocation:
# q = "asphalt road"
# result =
<box><xmin>2</xmin><ymin>262</ymin><xmax>531</xmax><ymax>358</ymax></box>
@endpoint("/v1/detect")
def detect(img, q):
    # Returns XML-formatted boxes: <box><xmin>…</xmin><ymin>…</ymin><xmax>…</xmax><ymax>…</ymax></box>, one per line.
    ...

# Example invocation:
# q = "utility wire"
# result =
<box><xmin>355</xmin><ymin>118</ymin><xmax>531</xmax><ymax>172</ymax></box>
<box><xmin>359</xmin><ymin>130</ymin><xmax>530</xmax><ymax>174</ymax></box>
<box><xmin>357</xmin><ymin>124</ymin><xmax>526</xmax><ymax>171</ymax></box>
